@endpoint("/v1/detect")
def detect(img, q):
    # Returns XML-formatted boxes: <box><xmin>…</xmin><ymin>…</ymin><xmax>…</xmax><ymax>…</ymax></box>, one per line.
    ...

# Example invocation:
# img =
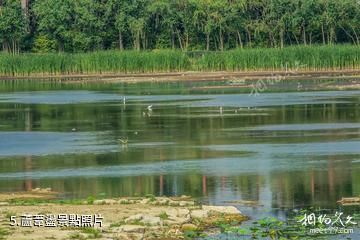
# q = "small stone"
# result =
<box><xmin>140</xmin><ymin>198</ymin><xmax>150</xmax><ymax>204</ymax></box>
<box><xmin>141</xmin><ymin>215</ymin><xmax>162</xmax><ymax>226</ymax></box>
<box><xmin>127</xmin><ymin>233</ymin><xmax>145</xmax><ymax>240</ymax></box>
<box><xmin>168</xmin><ymin>200</ymin><xmax>179</xmax><ymax>206</ymax></box>
<box><xmin>179</xmin><ymin>201</ymin><xmax>194</xmax><ymax>206</ymax></box>
<box><xmin>202</xmin><ymin>205</ymin><xmax>241</xmax><ymax>214</ymax></box>
<box><xmin>165</xmin><ymin>208</ymin><xmax>190</xmax><ymax>219</ymax></box>
<box><xmin>93</xmin><ymin>200</ymin><xmax>106</xmax><ymax>205</ymax></box>
<box><xmin>113</xmin><ymin>233</ymin><xmax>132</xmax><ymax>240</ymax></box>
<box><xmin>164</xmin><ymin>216</ymin><xmax>189</xmax><ymax>225</ymax></box>
<box><xmin>190</xmin><ymin>209</ymin><xmax>209</xmax><ymax>219</ymax></box>
<box><xmin>118</xmin><ymin>225</ymin><xmax>145</xmax><ymax>233</ymax></box>
<box><xmin>180</xmin><ymin>195</ymin><xmax>191</xmax><ymax>199</ymax></box>
<box><xmin>177</xmin><ymin>209</ymin><xmax>190</xmax><ymax>218</ymax></box>
<box><xmin>93</xmin><ymin>199</ymin><xmax>117</xmax><ymax>205</ymax></box>
<box><xmin>181</xmin><ymin>223</ymin><xmax>198</xmax><ymax>232</ymax></box>
<box><xmin>118</xmin><ymin>199</ymin><xmax>129</xmax><ymax>204</ymax></box>
<box><xmin>164</xmin><ymin>209</ymin><xmax>177</xmax><ymax>218</ymax></box>
<box><xmin>0</xmin><ymin>202</ymin><xmax>9</xmax><ymax>206</ymax></box>
<box><xmin>125</xmin><ymin>214</ymin><xmax>143</xmax><ymax>223</ymax></box>
<box><xmin>157</xmin><ymin>198</ymin><xmax>170</xmax><ymax>205</ymax></box>
<box><xmin>104</xmin><ymin>199</ymin><xmax>118</xmax><ymax>205</ymax></box>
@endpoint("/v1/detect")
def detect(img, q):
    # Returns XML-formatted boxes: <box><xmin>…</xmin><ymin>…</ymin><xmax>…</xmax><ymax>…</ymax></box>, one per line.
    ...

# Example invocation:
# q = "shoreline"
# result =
<box><xmin>0</xmin><ymin>192</ymin><xmax>247</xmax><ymax>240</ymax></box>
<box><xmin>1</xmin><ymin>69</ymin><xmax>360</xmax><ymax>83</ymax></box>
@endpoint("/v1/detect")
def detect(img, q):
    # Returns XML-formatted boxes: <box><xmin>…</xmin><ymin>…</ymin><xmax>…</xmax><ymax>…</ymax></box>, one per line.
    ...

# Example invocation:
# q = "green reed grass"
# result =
<box><xmin>195</xmin><ymin>45</ymin><xmax>360</xmax><ymax>71</ymax></box>
<box><xmin>0</xmin><ymin>45</ymin><xmax>359</xmax><ymax>76</ymax></box>
<box><xmin>0</xmin><ymin>50</ymin><xmax>190</xmax><ymax>76</ymax></box>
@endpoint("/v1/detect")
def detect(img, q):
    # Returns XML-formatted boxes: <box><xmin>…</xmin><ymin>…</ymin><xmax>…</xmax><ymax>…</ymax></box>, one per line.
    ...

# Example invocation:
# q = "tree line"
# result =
<box><xmin>1</xmin><ymin>0</ymin><xmax>360</xmax><ymax>53</ymax></box>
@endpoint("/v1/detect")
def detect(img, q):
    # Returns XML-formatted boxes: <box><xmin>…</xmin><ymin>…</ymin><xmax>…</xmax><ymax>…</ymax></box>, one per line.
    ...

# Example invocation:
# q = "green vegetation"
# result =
<box><xmin>1</xmin><ymin>45</ymin><xmax>360</xmax><ymax>76</ymax></box>
<box><xmin>1</xmin><ymin>0</ymin><xmax>360</xmax><ymax>53</ymax></box>
<box><xmin>69</xmin><ymin>232</ymin><xmax>87</xmax><ymax>240</ymax></box>
<box><xmin>1</xmin><ymin>0</ymin><xmax>360</xmax><ymax>75</ymax></box>
<box><xmin>81</xmin><ymin>228</ymin><xmax>102</xmax><ymax>239</ymax></box>
<box><xmin>158</xmin><ymin>212</ymin><xmax>169</xmax><ymax>220</ymax></box>
<box><xmin>0</xmin><ymin>50</ymin><xmax>189</xmax><ymax>76</ymax></box>
<box><xmin>208</xmin><ymin>210</ymin><xmax>360</xmax><ymax>240</ymax></box>
<box><xmin>109</xmin><ymin>221</ymin><xmax>125</xmax><ymax>228</ymax></box>
<box><xmin>0</xmin><ymin>228</ymin><xmax>9</xmax><ymax>240</ymax></box>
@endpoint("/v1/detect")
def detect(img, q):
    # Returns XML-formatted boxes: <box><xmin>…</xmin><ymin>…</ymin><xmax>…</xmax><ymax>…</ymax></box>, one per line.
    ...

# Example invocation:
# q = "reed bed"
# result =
<box><xmin>0</xmin><ymin>45</ymin><xmax>360</xmax><ymax>76</ymax></box>
<box><xmin>0</xmin><ymin>50</ymin><xmax>190</xmax><ymax>76</ymax></box>
<box><xmin>195</xmin><ymin>45</ymin><xmax>360</xmax><ymax>71</ymax></box>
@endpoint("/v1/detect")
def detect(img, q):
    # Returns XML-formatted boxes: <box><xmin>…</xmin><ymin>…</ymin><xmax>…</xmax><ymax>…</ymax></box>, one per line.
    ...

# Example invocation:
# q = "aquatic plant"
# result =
<box><xmin>208</xmin><ymin>208</ymin><xmax>359</xmax><ymax>240</ymax></box>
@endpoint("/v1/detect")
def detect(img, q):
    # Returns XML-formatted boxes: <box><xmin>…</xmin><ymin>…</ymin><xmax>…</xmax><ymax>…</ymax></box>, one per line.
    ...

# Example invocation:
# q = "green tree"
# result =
<box><xmin>33</xmin><ymin>0</ymin><xmax>104</xmax><ymax>52</ymax></box>
<box><xmin>0</xmin><ymin>0</ymin><xmax>27</xmax><ymax>54</ymax></box>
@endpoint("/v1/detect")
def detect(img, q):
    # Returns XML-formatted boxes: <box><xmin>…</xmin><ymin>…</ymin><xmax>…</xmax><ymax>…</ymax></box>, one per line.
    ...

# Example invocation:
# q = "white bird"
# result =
<box><xmin>118</xmin><ymin>137</ymin><xmax>128</xmax><ymax>145</ymax></box>
<box><xmin>123</xmin><ymin>97</ymin><xmax>126</xmax><ymax>105</ymax></box>
<box><xmin>147</xmin><ymin>105</ymin><xmax>153</xmax><ymax>111</ymax></box>
<box><xmin>72</xmin><ymin>128</ymin><xmax>77</xmax><ymax>132</ymax></box>
<box><xmin>219</xmin><ymin>107</ymin><xmax>223</xmax><ymax>114</ymax></box>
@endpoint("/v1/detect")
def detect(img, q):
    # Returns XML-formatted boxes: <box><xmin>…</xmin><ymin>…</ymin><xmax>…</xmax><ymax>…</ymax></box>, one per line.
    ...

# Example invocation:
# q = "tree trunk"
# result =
<box><xmin>321</xmin><ymin>24</ymin><xmax>326</xmax><ymax>44</ymax></box>
<box><xmin>142</xmin><ymin>31</ymin><xmax>146</xmax><ymax>49</ymax></box>
<box><xmin>206</xmin><ymin>33</ymin><xmax>210</xmax><ymax>51</ymax></box>
<box><xmin>214</xmin><ymin>36</ymin><xmax>218</xmax><ymax>50</ymax></box>
<box><xmin>280</xmin><ymin>29</ymin><xmax>284</xmax><ymax>49</ymax></box>
<box><xmin>302</xmin><ymin>25</ymin><xmax>307</xmax><ymax>45</ymax></box>
<box><xmin>119</xmin><ymin>32</ymin><xmax>123</xmax><ymax>50</ymax></box>
<box><xmin>237</xmin><ymin>31</ymin><xmax>243</xmax><ymax>48</ymax></box>
<box><xmin>340</xmin><ymin>26</ymin><xmax>356</xmax><ymax>45</ymax></box>
<box><xmin>351</xmin><ymin>26</ymin><xmax>360</xmax><ymax>45</ymax></box>
<box><xmin>135</xmin><ymin>31</ymin><xmax>140</xmax><ymax>50</ymax></box>
<box><xmin>176</xmin><ymin>30</ymin><xmax>183</xmax><ymax>50</ymax></box>
<box><xmin>219</xmin><ymin>28</ymin><xmax>224</xmax><ymax>51</ymax></box>
<box><xmin>293</xmin><ymin>33</ymin><xmax>299</xmax><ymax>45</ymax></box>
<box><xmin>246</xmin><ymin>27</ymin><xmax>252</xmax><ymax>47</ymax></box>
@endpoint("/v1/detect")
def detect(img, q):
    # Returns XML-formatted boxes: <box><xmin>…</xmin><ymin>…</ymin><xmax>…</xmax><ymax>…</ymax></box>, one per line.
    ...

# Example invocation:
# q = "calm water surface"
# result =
<box><xmin>0</xmin><ymin>79</ymin><xmax>359</xmax><ymax>225</ymax></box>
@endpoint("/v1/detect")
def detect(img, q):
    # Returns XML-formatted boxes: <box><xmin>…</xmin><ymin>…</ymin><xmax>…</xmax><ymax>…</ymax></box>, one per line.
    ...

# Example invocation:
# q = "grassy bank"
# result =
<box><xmin>1</xmin><ymin>45</ymin><xmax>360</xmax><ymax>76</ymax></box>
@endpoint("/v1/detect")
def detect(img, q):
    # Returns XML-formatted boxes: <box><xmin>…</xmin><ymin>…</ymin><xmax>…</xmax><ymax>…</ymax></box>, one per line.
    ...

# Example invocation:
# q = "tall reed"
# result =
<box><xmin>0</xmin><ymin>45</ymin><xmax>359</xmax><ymax>76</ymax></box>
<box><xmin>0</xmin><ymin>50</ymin><xmax>190</xmax><ymax>76</ymax></box>
<box><xmin>195</xmin><ymin>45</ymin><xmax>360</xmax><ymax>71</ymax></box>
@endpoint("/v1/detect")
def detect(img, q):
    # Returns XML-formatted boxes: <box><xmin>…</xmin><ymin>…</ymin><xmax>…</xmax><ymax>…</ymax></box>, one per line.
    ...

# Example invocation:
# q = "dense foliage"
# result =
<box><xmin>1</xmin><ymin>0</ymin><xmax>360</xmax><ymax>53</ymax></box>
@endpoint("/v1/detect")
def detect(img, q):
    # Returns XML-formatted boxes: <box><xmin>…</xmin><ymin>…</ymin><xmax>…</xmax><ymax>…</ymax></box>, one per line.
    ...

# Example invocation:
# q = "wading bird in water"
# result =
<box><xmin>118</xmin><ymin>137</ymin><xmax>128</xmax><ymax>145</ymax></box>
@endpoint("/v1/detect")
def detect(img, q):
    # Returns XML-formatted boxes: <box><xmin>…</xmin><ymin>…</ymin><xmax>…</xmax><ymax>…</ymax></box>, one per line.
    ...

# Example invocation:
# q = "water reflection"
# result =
<box><xmin>0</xmin><ymin>80</ymin><xmax>359</xmax><ymax>215</ymax></box>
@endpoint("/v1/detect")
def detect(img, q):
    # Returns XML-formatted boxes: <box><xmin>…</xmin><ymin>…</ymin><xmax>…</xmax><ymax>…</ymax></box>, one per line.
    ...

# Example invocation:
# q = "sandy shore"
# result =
<box><xmin>1</xmin><ymin>69</ymin><xmax>360</xmax><ymax>83</ymax></box>
<box><xmin>0</xmin><ymin>192</ymin><xmax>247</xmax><ymax>240</ymax></box>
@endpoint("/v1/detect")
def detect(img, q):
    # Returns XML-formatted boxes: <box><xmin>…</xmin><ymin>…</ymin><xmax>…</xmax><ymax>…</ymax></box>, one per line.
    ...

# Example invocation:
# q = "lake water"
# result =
<box><xmin>0</xmin><ymin>79</ymin><xmax>359</xmax><ymax>226</ymax></box>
